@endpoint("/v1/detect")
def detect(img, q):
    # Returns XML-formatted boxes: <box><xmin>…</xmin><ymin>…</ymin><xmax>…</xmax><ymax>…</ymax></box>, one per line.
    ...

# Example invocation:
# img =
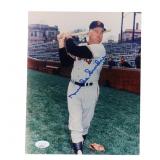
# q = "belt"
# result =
<box><xmin>71</xmin><ymin>80</ymin><xmax>93</xmax><ymax>87</ymax></box>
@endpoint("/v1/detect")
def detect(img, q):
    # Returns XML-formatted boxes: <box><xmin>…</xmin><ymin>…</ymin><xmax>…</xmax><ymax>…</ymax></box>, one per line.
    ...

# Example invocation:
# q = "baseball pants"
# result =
<box><xmin>67</xmin><ymin>81</ymin><xmax>99</xmax><ymax>143</ymax></box>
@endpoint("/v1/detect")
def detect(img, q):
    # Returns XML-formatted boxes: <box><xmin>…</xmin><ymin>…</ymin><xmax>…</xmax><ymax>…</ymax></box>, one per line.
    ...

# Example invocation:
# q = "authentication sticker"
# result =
<box><xmin>35</xmin><ymin>140</ymin><xmax>50</xmax><ymax>149</ymax></box>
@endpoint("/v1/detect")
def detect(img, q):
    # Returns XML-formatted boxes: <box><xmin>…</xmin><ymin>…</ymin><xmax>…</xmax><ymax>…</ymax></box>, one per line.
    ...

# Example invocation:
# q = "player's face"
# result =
<box><xmin>88</xmin><ymin>27</ymin><xmax>104</xmax><ymax>44</ymax></box>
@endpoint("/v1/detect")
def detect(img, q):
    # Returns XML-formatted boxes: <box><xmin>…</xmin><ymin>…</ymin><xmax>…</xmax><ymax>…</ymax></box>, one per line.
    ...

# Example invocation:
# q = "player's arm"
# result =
<box><xmin>58</xmin><ymin>48</ymin><xmax>74</xmax><ymax>67</ymax></box>
<box><xmin>57</xmin><ymin>33</ymin><xmax>74</xmax><ymax>67</ymax></box>
<box><xmin>65</xmin><ymin>38</ymin><xmax>93</xmax><ymax>59</ymax></box>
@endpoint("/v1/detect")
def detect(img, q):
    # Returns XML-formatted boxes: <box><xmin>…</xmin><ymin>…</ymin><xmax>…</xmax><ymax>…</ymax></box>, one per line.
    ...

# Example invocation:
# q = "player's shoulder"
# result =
<box><xmin>88</xmin><ymin>43</ymin><xmax>105</xmax><ymax>51</ymax></box>
<box><xmin>87</xmin><ymin>43</ymin><xmax>106</xmax><ymax>58</ymax></box>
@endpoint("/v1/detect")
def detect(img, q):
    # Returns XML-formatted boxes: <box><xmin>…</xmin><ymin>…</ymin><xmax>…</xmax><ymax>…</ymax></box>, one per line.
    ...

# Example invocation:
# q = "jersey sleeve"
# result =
<box><xmin>87</xmin><ymin>44</ymin><xmax>106</xmax><ymax>58</ymax></box>
<box><xmin>65</xmin><ymin>38</ymin><xmax>93</xmax><ymax>59</ymax></box>
<box><xmin>58</xmin><ymin>48</ymin><xmax>74</xmax><ymax>67</ymax></box>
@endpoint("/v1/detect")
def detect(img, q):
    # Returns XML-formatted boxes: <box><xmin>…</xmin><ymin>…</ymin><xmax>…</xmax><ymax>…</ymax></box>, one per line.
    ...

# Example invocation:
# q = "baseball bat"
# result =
<box><xmin>57</xmin><ymin>29</ymin><xmax>111</xmax><ymax>40</ymax></box>
<box><xmin>70</xmin><ymin>29</ymin><xmax>111</xmax><ymax>36</ymax></box>
<box><xmin>70</xmin><ymin>31</ymin><xmax>88</xmax><ymax>36</ymax></box>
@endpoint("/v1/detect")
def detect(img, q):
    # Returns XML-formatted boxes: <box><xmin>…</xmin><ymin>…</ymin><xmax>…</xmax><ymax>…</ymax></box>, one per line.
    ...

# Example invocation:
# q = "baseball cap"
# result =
<box><xmin>89</xmin><ymin>21</ymin><xmax>106</xmax><ymax>31</ymax></box>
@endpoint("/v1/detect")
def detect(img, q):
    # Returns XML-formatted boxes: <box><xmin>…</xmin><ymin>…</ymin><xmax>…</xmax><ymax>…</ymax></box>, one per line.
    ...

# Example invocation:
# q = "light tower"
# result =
<box><xmin>120</xmin><ymin>12</ymin><xmax>124</xmax><ymax>43</ymax></box>
<box><xmin>132</xmin><ymin>12</ymin><xmax>141</xmax><ymax>42</ymax></box>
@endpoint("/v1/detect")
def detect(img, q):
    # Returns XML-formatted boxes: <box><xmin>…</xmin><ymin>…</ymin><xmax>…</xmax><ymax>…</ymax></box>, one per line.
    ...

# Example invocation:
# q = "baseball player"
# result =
<box><xmin>57</xmin><ymin>21</ymin><xmax>107</xmax><ymax>154</ymax></box>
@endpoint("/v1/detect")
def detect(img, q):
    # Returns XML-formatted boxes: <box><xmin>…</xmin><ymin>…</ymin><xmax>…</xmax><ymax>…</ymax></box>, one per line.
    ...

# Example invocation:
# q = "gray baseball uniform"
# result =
<box><xmin>67</xmin><ymin>43</ymin><xmax>106</xmax><ymax>143</ymax></box>
<box><xmin>58</xmin><ymin>20</ymin><xmax>107</xmax><ymax>154</ymax></box>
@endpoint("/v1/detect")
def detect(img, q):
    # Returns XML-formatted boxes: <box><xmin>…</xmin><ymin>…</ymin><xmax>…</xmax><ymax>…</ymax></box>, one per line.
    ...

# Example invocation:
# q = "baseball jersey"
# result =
<box><xmin>71</xmin><ymin>43</ymin><xmax>106</xmax><ymax>83</ymax></box>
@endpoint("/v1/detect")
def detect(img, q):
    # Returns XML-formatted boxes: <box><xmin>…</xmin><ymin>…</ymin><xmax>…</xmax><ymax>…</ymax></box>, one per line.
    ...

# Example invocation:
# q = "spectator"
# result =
<box><xmin>108</xmin><ymin>56</ymin><xmax>116</xmax><ymax>69</ymax></box>
<box><xmin>120</xmin><ymin>56</ymin><xmax>132</xmax><ymax>68</ymax></box>
<box><xmin>135</xmin><ymin>49</ymin><xmax>141</xmax><ymax>69</ymax></box>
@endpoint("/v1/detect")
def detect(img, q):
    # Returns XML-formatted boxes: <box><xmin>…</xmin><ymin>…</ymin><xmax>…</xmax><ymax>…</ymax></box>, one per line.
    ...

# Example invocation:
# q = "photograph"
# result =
<box><xmin>26</xmin><ymin>12</ymin><xmax>141</xmax><ymax>155</ymax></box>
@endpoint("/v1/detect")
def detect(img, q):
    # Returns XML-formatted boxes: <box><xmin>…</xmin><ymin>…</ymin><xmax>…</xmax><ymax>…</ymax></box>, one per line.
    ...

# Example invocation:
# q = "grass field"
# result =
<box><xmin>26</xmin><ymin>69</ymin><xmax>140</xmax><ymax>154</ymax></box>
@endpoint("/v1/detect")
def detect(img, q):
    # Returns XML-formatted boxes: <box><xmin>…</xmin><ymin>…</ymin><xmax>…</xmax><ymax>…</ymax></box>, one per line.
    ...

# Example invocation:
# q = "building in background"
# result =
<box><xmin>28</xmin><ymin>24</ymin><xmax>141</xmax><ymax>67</ymax></box>
<box><xmin>28</xmin><ymin>24</ymin><xmax>59</xmax><ymax>44</ymax></box>
<box><xmin>28</xmin><ymin>24</ymin><xmax>59</xmax><ymax>61</ymax></box>
<box><xmin>103</xmin><ymin>22</ymin><xmax>141</xmax><ymax>68</ymax></box>
<box><xmin>118</xmin><ymin>23</ymin><xmax>141</xmax><ymax>42</ymax></box>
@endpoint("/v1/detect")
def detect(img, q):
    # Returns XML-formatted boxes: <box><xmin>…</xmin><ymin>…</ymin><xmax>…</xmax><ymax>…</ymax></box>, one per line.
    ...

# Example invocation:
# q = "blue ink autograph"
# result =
<box><xmin>68</xmin><ymin>55</ymin><xmax>106</xmax><ymax>98</ymax></box>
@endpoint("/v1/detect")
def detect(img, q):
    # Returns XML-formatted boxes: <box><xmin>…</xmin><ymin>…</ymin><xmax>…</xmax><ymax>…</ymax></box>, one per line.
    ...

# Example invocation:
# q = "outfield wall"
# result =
<box><xmin>27</xmin><ymin>57</ymin><xmax>140</xmax><ymax>94</ymax></box>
